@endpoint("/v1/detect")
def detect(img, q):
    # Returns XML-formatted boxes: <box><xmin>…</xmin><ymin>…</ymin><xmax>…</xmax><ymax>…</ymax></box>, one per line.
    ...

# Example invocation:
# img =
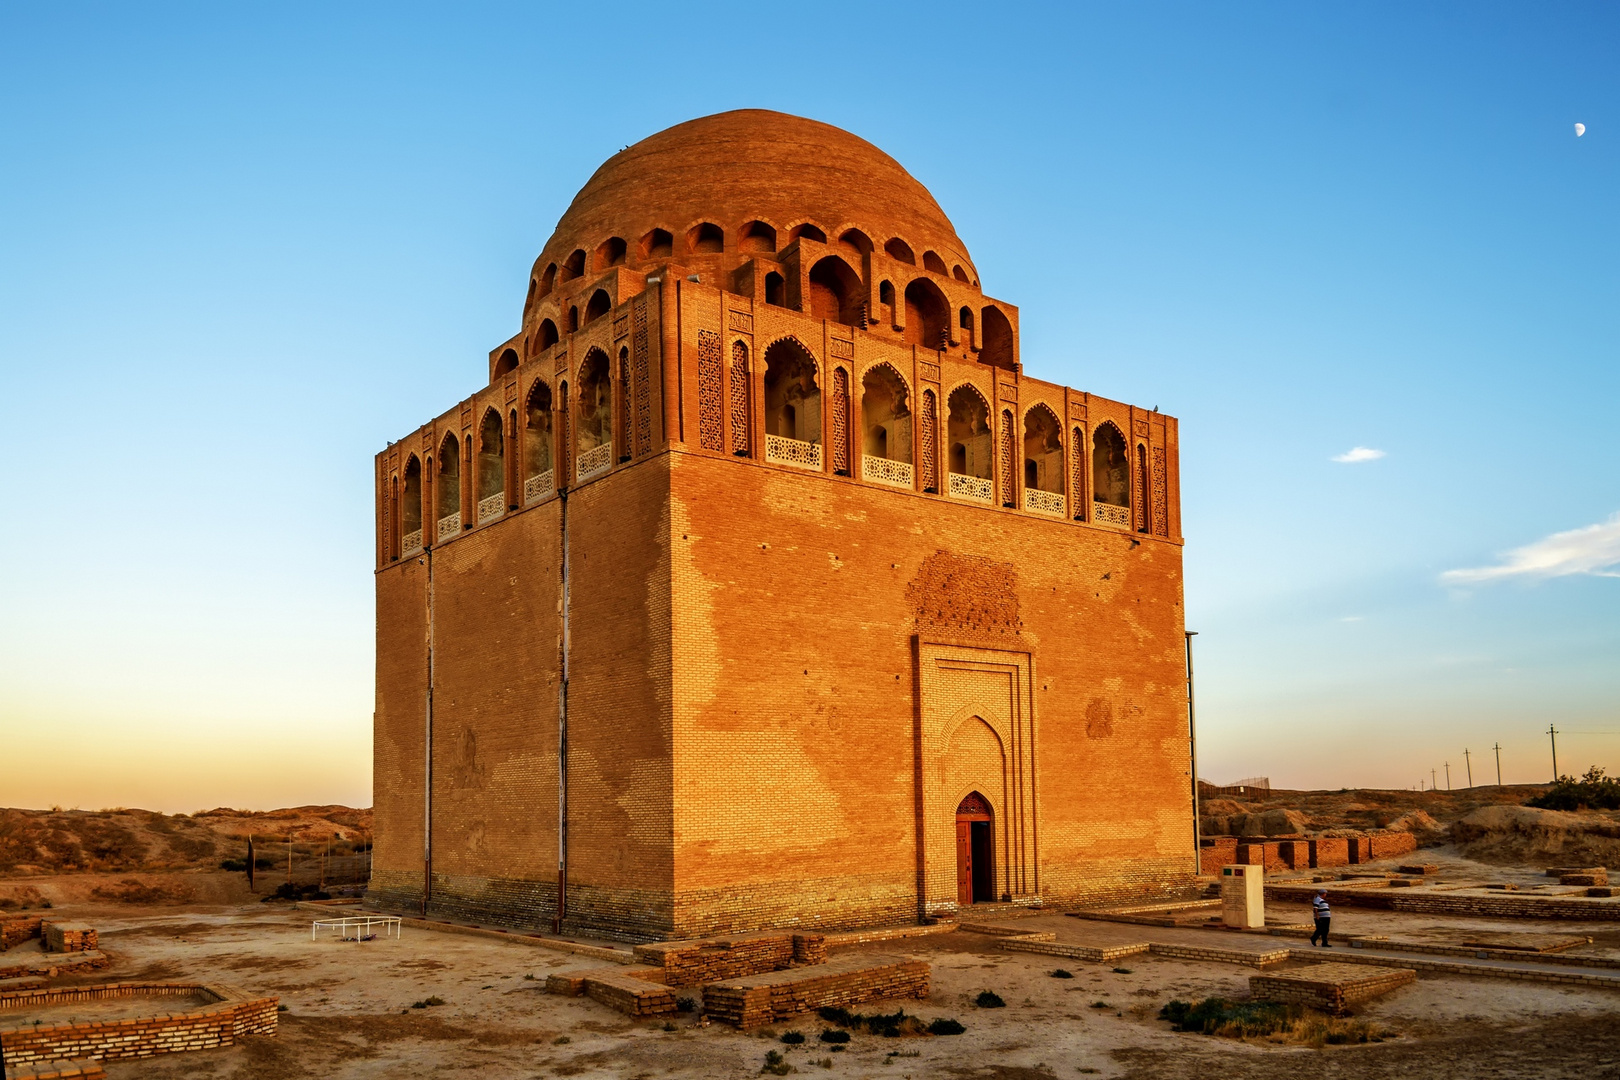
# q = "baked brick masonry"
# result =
<box><xmin>369</xmin><ymin>110</ymin><xmax>1193</xmax><ymax>941</ymax></box>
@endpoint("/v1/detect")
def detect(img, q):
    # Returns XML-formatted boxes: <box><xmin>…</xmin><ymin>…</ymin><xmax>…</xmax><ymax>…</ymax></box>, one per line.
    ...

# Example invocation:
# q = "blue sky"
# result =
<box><xmin>2</xmin><ymin>2</ymin><xmax>1615</xmax><ymax>810</ymax></box>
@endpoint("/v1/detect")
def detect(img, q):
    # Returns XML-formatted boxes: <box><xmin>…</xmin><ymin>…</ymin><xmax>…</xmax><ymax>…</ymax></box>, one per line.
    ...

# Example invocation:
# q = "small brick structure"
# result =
<box><xmin>546</xmin><ymin>966</ymin><xmax>679</xmax><ymax>1017</ymax></box>
<box><xmin>631</xmin><ymin>931</ymin><xmax>825</xmax><ymax>987</ymax></box>
<box><xmin>0</xmin><ymin>982</ymin><xmax>278</xmax><ymax>1068</ymax></box>
<box><xmin>1250</xmin><ymin>963</ymin><xmax>1416</xmax><ymax>1015</ymax></box>
<box><xmin>43</xmin><ymin>923</ymin><xmax>98</xmax><ymax>954</ymax></box>
<box><xmin>1562</xmin><ymin>873</ymin><xmax>1608</xmax><ymax>887</ymax></box>
<box><xmin>702</xmin><ymin>953</ymin><xmax>929</xmax><ymax>1028</ymax></box>
<box><xmin>2</xmin><ymin>916</ymin><xmax>48</xmax><ymax>951</ymax></box>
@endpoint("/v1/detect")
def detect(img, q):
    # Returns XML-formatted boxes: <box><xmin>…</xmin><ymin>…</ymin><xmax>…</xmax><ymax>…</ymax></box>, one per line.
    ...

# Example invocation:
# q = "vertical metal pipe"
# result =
<box><xmin>1185</xmin><ymin>630</ymin><xmax>1200</xmax><ymax>875</ymax></box>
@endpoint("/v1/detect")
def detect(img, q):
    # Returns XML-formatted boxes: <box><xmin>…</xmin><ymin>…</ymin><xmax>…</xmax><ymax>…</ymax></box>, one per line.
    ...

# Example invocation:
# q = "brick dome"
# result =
<box><xmin>534</xmin><ymin>110</ymin><xmax>975</xmax><ymax>282</ymax></box>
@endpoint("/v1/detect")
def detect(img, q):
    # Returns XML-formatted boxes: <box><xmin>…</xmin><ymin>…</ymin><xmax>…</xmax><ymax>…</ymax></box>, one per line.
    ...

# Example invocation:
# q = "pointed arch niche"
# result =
<box><xmin>916</xmin><ymin>642</ymin><xmax>1038</xmax><ymax>916</ymax></box>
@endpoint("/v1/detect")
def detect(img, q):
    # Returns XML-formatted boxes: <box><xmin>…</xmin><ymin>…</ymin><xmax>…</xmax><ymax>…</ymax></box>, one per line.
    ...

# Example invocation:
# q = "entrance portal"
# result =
<box><xmin>954</xmin><ymin>792</ymin><xmax>994</xmax><ymax>905</ymax></box>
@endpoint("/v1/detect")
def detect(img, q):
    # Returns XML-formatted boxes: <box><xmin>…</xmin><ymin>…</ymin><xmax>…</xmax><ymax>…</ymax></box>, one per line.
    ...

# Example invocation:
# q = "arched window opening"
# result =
<box><xmin>729</xmin><ymin>340</ymin><xmax>751</xmax><ymax>457</ymax></box>
<box><xmin>525</xmin><ymin>278</ymin><xmax>537</xmax><ymax>315</ymax></box>
<box><xmin>618</xmin><ymin>347</ymin><xmax>631</xmax><ymax>462</ymax></box>
<box><xmin>493</xmin><ymin>348</ymin><xmax>519</xmax><ymax>379</ymax></box>
<box><xmin>919</xmin><ymin>388</ymin><xmax>939</xmax><ymax>493</ymax></box>
<box><xmin>762</xmin><ymin>339</ymin><xmax>822</xmax><ymax>467</ymax></box>
<box><xmin>567</xmin><ymin>306</ymin><xmax>579</xmax><ymax>334</ymax></box>
<box><xmin>687</xmin><ymin>222</ymin><xmax>724</xmax><ymax>253</ymax></box>
<box><xmin>790</xmin><ymin>222</ymin><xmax>827</xmax><ymax>244</ymax></box>
<box><xmin>999</xmin><ymin>409</ymin><xmax>1016</xmax><ymax>507</ymax></box>
<box><xmin>923</xmin><ymin>250</ymin><xmax>949</xmax><ymax>276</ymax></box>
<box><xmin>584</xmin><ymin>289</ymin><xmax>611</xmax><ymax>325</ymax></box>
<box><xmin>764</xmin><ymin>272</ymin><xmax>786</xmax><ymax>307</ymax></box>
<box><xmin>740</xmin><ymin>220</ymin><xmax>777</xmax><ymax>253</ymax></box>
<box><xmin>946</xmin><ymin>386</ymin><xmax>993</xmax><ymax>503</ymax></box>
<box><xmin>958</xmin><ymin>307</ymin><xmax>974</xmax><ymax>343</ymax></box>
<box><xmin>879</xmin><ymin>281</ymin><xmax>896</xmax><ymax>327</ymax></box>
<box><xmin>594</xmin><ymin>236</ymin><xmax>627</xmax><ymax>270</ymax></box>
<box><xmin>953</xmin><ymin>264</ymin><xmax>970</xmax><ymax>283</ymax></box>
<box><xmin>1022</xmin><ymin>405</ymin><xmax>1064</xmax><ymax>515</ymax></box>
<box><xmin>562</xmin><ymin>249</ymin><xmax>586</xmax><ymax>280</ymax></box>
<box><xmin>808</xmin><ymin>256</ymin><xmax>862</xmax><ymax>326</ymax></box>
<box><xmin>436</xmin><ymin>434</ymin><xmax>461</xmax><ymax>538</ymax></box>
<box><xmin>536</xmin><ymin>319</ymin><xmax>559</xmax><ymax>353</ymax></box>
<box><xmin>1136</xmin><ymin>443</ymin><xmax>1150</xmax><ymax>533</ymax></box>
<box><xmin>980</xmin><ymin>306</ymin><xmax>1015</xmax><ymax>370</ymax></box>
<box><xmin>861</xmin><ymin>364</ymin><xmax>912</xmax><ymax>487</ymax></box>
<box><xmin>904</xmin><ymin>279</ymin><xmax>949</xmax><ymax>349</ymax></box>
<box><xmin>641</xmin><ymin>228</ymin><xmax>673</xmax><ymax>259</ymax></box>
<box><xmin>1070</xmin><ymin>426</ymin><xmax>1086</xmax><ymax>521</ymax></box>
<box><xmin>476</xmin><ymin>409</ymin><xmax>505</xmax><ymax>522</ymax></box>
<box><xmin>576</xmin><ymin>351</ymin><xmax>613</xmax><ymax>481</ymax></box>
<box><xmin>402</xmin><ymin>456</ymin><xmax>423</xmax><ymax>552</ymax></box>
<box><xmin>838</xmin><ymin>229</ymin><xmax>872</xmax><ymax>257</ymax></box>
<box><xmin>538</xmin><ymin>263</ymin><xmax>557</xmax><ymax>298</ymax></box>
<box><xmin>1092</xmin><ymin>423</ymin><xmax>1130</xmax><ymax>527</ymax></box>
<box><xmin>884</xmin><ymin>237</ymin><xmax>915</xmax><ymax>264</ymax></box>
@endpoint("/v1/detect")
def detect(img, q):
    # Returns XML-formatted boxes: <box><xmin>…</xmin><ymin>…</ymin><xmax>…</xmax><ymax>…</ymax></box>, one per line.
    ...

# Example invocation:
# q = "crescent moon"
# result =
<box><xmin>1575</xmin><ymin>123</ymin><xmax>1586</xmax><ymax>137</ymax></box>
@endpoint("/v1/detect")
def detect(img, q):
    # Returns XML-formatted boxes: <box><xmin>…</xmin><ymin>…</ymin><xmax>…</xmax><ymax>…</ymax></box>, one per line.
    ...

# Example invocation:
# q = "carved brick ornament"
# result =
<box><xmin>697</xmin><ymin>330</ymin><xmax>724</xmax><ymax>451</ymax></box>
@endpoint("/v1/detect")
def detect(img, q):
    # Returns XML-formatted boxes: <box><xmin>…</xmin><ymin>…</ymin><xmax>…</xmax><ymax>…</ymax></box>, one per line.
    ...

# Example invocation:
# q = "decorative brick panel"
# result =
<box><xmin>697</xmin><ymin>329</ymin><xmax>723</xmax><ymax>451</ymax></box>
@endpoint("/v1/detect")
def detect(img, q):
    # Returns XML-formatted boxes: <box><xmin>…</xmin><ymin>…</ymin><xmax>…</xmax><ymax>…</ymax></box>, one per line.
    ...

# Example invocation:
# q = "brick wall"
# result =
<box><xmin>0</xmin><ymin>983</ymin><xmax>277</xmax><ymax>1067</ymax></box>
<box><xmin>43</xmin><ymin>923</ymin><xmax>97</xmax><ymax>953</ymax></box>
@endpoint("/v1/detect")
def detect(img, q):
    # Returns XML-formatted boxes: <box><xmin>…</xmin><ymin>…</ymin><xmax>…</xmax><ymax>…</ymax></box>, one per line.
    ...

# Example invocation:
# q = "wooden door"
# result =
<box><xmin>955</xmin><ymin>821</ymin><xmax>973</xmax><ymax>905</ymax></box>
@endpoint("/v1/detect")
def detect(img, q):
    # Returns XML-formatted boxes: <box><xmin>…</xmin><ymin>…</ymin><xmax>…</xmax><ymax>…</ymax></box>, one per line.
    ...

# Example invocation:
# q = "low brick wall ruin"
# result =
<box><xmin>1250</xmin><ymin>963</ymin><xmax>1416</xmax><ymax>1015</ymax></box>
<box><xmin>1201</xmin><ymin>831</ymin><xmax>1419</xmax><ymax>875</ymax></box>
<box><xmin>0</xmin><ymin>982</ymin><xmax>278</xmax><ymax>1067</ymax></box>
<box><xmin>702</xmin><ymin>954</ymin><xmax>930</xmax><ymax>1029</ymax></box>
<box><xmin>631</xmin><ymin>931</ymin><xmax>825</xmax><ymax>987</ymax></box>
<box><xmin>2</xmin><ymin>916</ymin><xmax>47</xmax><ymax>951</ymax></box>
<box><xmin>1267</xmin><ymin>883</ymin><xmax>1620</xmax><ymax>921</ymax></box>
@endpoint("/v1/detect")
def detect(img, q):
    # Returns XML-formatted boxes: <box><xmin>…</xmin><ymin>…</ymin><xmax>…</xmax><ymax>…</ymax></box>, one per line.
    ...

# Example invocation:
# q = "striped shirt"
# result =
<box><xmin>1312</xmin><ymin>895</ymin><xmax>1331</xmax><ymax>919</ymax></box>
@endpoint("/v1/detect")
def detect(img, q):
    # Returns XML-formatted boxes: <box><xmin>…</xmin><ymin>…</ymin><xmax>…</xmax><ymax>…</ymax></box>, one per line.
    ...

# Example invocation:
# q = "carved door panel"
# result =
<box><xmin>956</xmin><ymin>821</ymin><xmax>973</xmax><ymax>905</ymax></box>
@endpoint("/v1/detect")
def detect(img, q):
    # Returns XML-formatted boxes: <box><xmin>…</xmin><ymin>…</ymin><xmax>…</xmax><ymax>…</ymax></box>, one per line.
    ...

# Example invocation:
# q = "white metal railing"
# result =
<box><xmin>1092</xmin><ymin>501</ymin><xmax>1132</xmax><ymax>528</ymax></box>
<box><xmin>861</xmin><ymin>456</ymin><xmax>913</xmax><ymax>489</ymax></box>
<box><xmin>524</xmin><ymin>469</ymin><xmax>554</xmax><ymax>504</ymax></box>
<box><xmin>765</xmin><ymin>434</ymin><xmax>823</xmax><ymax>471</ymax></box>
<box><xmin>436</xmin><ymin>512</ymin><xmax>461</xmax><ymax>541</ymax></box>
<box><xmin>576</xmin><ymin>442</ymin><xmax>613</xmax><ymax>481</ymax></box>
<box><xmin>477</xmin><ymin>493</ymin><xmax>505</xmax><ymax>523</ymax></box>
<box><xmin>1024</xmin><ymin>488</ymin><xmax>1066</xmax><ymax>516</ymax></box>
<box><xmin>402</xmin><ymin>530</ymin><xmax>422</xmax><ymax>555</ymax></box>
<box><xmin>948</xmin><ymin>472</ymin><xmax>994</xmax><ymax>503</ymax></box>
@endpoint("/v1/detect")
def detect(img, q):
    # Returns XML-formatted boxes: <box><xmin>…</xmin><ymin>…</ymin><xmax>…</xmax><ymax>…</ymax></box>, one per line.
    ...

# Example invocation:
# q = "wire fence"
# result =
<box><xmin>234</xmin><ymin>839</ymin><xmax>373</xmax><ymax>898</ymax></box>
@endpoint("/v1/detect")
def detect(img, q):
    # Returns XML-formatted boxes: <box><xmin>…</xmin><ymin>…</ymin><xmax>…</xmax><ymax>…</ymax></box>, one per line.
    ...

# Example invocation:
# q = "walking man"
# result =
<box><xmin>1310</xmin><ymin>889</ymin><xmax>1332</xmax><ymax>947</ymax></box>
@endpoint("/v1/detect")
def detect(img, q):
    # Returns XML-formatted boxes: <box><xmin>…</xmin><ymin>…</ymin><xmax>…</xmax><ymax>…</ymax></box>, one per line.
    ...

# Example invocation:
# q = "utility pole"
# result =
<box><xmin>1184</xmin><ymin>631</ymin><xmax>1200</xmax><ymax>876</ymax></box>
<box><xmin>1464</xmin><ymin>748</ymin><xmax>1473</xmax><ymax>788</ymax></box>
<box><xmin>1430</xmin><ymin>767</ymin><xmax>1437</xmax><ymax>791</ymax></box>
<box><xmin>1444</xmin><ymin>762</ymin><xmax>1451</xmax><ymax>790</ymax></box>
<box><xmin>1548</xmin><ymin>725</ymin><xmax>1559</xmax><ymax>781</ymax></box>
<box><xmin>1494</xmin><ymin>742</ymin><xmax>1502</xmax><ymax>786</ymax></box>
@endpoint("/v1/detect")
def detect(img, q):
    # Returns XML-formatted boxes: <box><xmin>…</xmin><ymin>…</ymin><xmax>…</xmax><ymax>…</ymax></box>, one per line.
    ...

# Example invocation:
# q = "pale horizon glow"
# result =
<box><xmin>2</xmin><ymin>3</ymin><xmax>1615</xmax><ymax>809</ymax></box>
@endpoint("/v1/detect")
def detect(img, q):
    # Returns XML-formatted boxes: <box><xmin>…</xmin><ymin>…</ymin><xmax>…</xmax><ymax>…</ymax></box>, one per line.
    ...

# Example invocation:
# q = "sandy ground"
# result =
<box><xmin>5</xmin><ymin>891</ymin><xmax>1619</xmax><ymax>1080</ymax></box>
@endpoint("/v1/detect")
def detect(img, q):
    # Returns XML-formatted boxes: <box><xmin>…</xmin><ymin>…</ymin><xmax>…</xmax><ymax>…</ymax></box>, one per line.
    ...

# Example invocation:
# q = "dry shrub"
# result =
<box><xmin>90</xmin><ymin>878</ymin><xmax>198</xmax><ymax>905</ymax></box>
<box><xmin>1159</xmin><ymin>998</ymin><xmax>1391</xmax><ymax>1046</ymax></box>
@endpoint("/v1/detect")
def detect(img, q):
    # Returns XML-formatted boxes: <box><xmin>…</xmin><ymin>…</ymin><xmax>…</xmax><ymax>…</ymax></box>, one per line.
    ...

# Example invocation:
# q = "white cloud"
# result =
<box><xmin>1332</xmin><ymin>446</ymin><xmax>1386</xmax><ymax>463</ymax></box>
<box><xmin>1440</xmin><ymin>513</ymin><xmax>1620</xmax><ymax>585</ymax></box>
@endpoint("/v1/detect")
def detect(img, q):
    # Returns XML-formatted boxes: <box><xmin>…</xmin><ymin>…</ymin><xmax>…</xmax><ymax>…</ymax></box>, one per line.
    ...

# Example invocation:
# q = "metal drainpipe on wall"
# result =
<box><xmin>424</xmin><ymin>546</ymin><xmax>435</xmax><ymax>915</ymax></box>
<box><xmin>555</xmin><ymin>485</ymin><xmax>570</xmax><ymax>933</ymax></box>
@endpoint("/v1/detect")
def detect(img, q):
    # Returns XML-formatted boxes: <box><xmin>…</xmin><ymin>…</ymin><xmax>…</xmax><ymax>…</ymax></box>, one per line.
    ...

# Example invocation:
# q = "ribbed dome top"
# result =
<box><xmin>535</xmin><ymin>110</ymin><xmax>973</xmax><ymax>275</ymax></box>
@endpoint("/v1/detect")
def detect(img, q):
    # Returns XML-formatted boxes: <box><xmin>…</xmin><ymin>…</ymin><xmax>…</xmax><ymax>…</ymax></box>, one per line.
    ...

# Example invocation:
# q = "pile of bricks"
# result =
<box><xmin>1250</xmin><ymin>963</ymin><xmax>1416</xmax><ymax>1015</ymax></box>
<box><xmin>0</xmin><ymin>982</ymin><xmax>278</xmax><ymax>1068</ymax></box>
<box><xmin>701</xmin><ymin>954</ymin><xmax>929</xmax><ymax>1029</ymax></box>
<box><xmin>43</xmin><ymin>924</ymin><xmax>98</xmax><ymax>954</ymax></box>
<box><xmin>631</xmin><ymin>931</ymin><xmax>823</xmax><ymax>986</ymax></box>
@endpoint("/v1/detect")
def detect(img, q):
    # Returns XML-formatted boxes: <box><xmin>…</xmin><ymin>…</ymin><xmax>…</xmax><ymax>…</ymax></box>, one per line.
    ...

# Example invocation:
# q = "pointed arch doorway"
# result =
<box><xmin>955</xmin><ymin>792</ymin><xmax>994</xmax><ymax>905</ymax></box>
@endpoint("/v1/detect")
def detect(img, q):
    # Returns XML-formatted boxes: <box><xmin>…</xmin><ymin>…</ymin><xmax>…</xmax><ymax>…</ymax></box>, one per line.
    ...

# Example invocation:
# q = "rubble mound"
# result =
<box><xmin>1449</xmin><ymin>805</ymin><xmax>1620</xmax><ymax>867</ymax></box>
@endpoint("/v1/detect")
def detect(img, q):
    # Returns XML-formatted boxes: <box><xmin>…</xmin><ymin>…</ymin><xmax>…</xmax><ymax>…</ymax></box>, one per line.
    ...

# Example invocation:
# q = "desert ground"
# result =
<box><xmin>4</xmin><ymin>792</ymin><xmax>1619</xmax><ymax>1078</ymax></box>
